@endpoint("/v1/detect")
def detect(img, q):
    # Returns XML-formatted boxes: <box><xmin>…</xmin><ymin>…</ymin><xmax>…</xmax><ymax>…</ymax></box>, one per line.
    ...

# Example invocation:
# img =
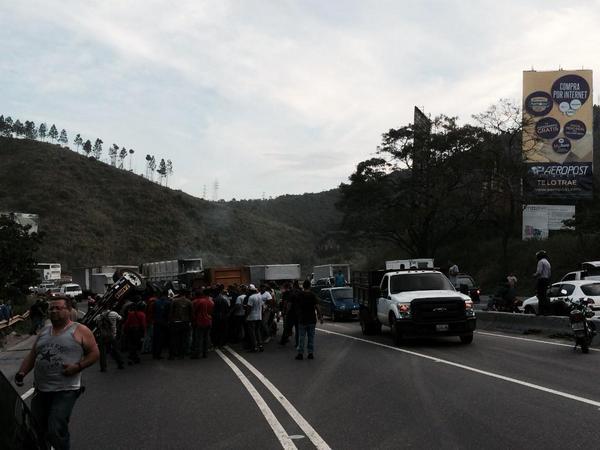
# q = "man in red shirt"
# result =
<box><xmin>191</xmin><ymin>289</ymin><xmax>214</xmax><ymax>359</ymax></box>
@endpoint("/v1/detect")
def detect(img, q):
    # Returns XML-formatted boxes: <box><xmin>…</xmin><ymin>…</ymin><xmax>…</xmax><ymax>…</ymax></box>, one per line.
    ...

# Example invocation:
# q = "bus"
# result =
<box><xmin>36</xmin><ymin>263</ymin><xmax>62</xmax><ymax>281</ymax></box>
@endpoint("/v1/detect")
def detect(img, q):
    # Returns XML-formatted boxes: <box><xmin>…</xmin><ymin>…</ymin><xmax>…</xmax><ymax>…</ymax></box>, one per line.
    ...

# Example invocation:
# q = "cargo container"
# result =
<box><xmin>204</xmin><ymin>266</ymin><xmax>251</xmax><ymax>287</ymax></box>
<box><xmin>313</xmin><ymin>264</ymin><xmax>351</xmax><ymax>283</ymax></box>
<box><xmin>249</xmin><ymin>264</ymin><xmax>301</xmax><ymax>285</ymax></box>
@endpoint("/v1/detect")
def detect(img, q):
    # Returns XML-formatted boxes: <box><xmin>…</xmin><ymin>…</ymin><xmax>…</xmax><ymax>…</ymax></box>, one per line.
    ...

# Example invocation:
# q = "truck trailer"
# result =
<box><xmin>249</xmin><ymin>264</ymin><xmax>301</xmax><ymax>285</ymax></box>
<box><xmin>312</xmin><ymin>264</ymin><xmax>351</xmax><ymax>283</ymax></box>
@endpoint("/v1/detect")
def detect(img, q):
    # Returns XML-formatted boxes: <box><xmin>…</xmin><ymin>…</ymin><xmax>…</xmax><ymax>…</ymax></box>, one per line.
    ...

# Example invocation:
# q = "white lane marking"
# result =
<box><xmin>21</xmin><ymin>387</ymin><xmax>35</xmax><ymax>400</ymax></box>
<box><xmin>215</xmin><ymin>349</ymin><xmax>297</xmax><ymax>450</ymax></box>
<box><xmin>476</xmin><ymin>330</ymin><xmax>600</xmax><ymax>352</ymax></box>
<box><xmin>225</xmin><ymin>346</ymin><xmax>332</xmax><ymax>450</ymax></box>
<box><xmin>317</xmin><ymin>328</ymin><xmax>600</xmax><ymax>409</ymax></box>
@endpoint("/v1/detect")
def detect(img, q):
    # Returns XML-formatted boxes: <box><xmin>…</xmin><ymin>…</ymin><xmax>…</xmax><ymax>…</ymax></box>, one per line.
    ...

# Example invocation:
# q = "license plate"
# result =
<box><xmin>436</xmin><ymin>324</ymin><xmax>449</xmax><ymax>332</ymax></box>
<box><xmin>571</xmin><ymin>322</ymin><xmax>585</xmax><ymax>331</ymax></box>
<box><xmin>351</xmin><ymin>310</ymin><xmax>359</xmax><ymax>316</ymax></box>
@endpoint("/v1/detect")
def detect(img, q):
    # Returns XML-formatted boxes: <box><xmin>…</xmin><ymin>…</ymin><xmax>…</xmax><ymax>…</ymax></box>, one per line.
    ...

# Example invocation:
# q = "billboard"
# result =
<box><xmin>522</xmin><ymin>204</ymin><xmax>575</xmax><ymax>240</ymax></box>
<box><xmin>522</xmin><ymin>70</ymin><xmax>593</xmax><ymax>199</ymax></box>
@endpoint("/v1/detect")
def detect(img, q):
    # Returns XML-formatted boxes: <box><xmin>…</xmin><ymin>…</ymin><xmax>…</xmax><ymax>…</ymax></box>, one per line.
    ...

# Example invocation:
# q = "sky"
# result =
<box><xmin>3</xmin><ymin>0</ymin><xmax>600</xmax><ymax>200</ymax></box>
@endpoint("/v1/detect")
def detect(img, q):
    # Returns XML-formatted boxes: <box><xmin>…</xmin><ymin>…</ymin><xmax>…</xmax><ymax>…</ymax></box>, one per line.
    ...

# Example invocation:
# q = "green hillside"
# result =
<box><xmin>0</xmin><ymin>137</ymin><xmax>350</xmax><ymax>274</ymax></box>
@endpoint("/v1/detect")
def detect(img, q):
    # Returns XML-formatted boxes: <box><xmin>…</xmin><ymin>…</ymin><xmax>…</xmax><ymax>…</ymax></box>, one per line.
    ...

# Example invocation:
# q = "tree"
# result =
<box><xmin>145</xmin><ymin>154</ymin><xmax>152</xmax><ymax>179</ymax></box>
<box><xmin>59</xmin><ymin>129</ymin><xmax>68</xmax><ymax>145</ymax></box>
<box><xmin>339</xmin><ymin>115</ymin><xmax>491</xmax><ymax>257</ymax></box>
<box><xmin>92</xmin><ymin>138</ymin><xmax>103</xmax><ymax>160</ymax></box>
<box><xmin>24</xmin><ymin>121</ymin><xmax>37</xmax><ymax>139</ymax></box>
<box><xmin>166</xmin><ymin>159</ymin><xmax>173</xmax><ymax>187</ymax></box>
<box><xmin>48</xmin><ymin>124</ymin><xmax>59</xmax><ymax>142</ymax></box>
<box><xmin>83</xmin><ymin>139</ymin><xmax>92</xmax><ymax>156</ymax></box>
<box><xmin>471</xmin><ymin>99</ymin><xmax>532</xmax><ymax>272</ymax></box>
<box><xmin>2</xmin><ymin>116</ymin><xmax>13</xmax><ymax>137</ymax></box>
<box><xmin>74</xmin><ymin>134</ymin><xmax>83</xmax><ymax>152</ymax></box>
<box><xmin>157</xmin><ymin>158</ymin><xmax>167</xmax><ymax>185</ymax></box>
<box><xmin>108</xmin><ymin>143</ymin><xmax>119</xmax><ymax>166</ymax></box>
<box><xmin>149</xmin><ymin>156</ymin><xmax>156</xmax><ymax>181</ymax></box>
<box><xmin>118</xmin><ymin>147</ymin><xmax>128</xmax><ymax>169</ymax></box>
<box><xmin>13</xmin><ymin>119</ymin><xmax>25</xmax><ymax>138</ymax></box>
<box><xmin>0</xmin><ymin>214</ymin><xmax>43</xmax><ymax>299</ymax></box>
<box><xmin>38</xmin><ymin>123</ymin><xmax>47</xmax><ymax>141</ymax></box>
<box><xmin>128</xmin><ymin>149</ymin><xmax>134</xmax><ymax>171</ymax></box>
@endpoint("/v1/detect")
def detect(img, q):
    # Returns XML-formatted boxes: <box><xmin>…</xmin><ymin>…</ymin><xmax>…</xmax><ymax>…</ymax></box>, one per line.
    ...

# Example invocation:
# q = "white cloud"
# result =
<box><xmin>3</xmin><ymin>0</ymin><xmax>600</xmax><ymax>199</ymax></box>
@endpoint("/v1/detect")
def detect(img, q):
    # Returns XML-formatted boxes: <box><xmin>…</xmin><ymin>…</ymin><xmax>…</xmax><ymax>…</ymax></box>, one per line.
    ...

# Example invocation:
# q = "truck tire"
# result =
<box><xmin>460</xmin><ymin>333</ymin><xmax>474</xmax><ymax>344</ymax></box>
<box><xmin>390</xmin><ymin>314</ymin><xmax>402</xmax><ymax>346</ymax></box>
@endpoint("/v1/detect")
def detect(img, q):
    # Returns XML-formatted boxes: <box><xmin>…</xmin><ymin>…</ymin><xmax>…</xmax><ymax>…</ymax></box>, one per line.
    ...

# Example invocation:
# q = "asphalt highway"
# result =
<box><xmin>1</xmin><ymin>319</ymin><xmax>599</xmax><ymax>449</ymax></box>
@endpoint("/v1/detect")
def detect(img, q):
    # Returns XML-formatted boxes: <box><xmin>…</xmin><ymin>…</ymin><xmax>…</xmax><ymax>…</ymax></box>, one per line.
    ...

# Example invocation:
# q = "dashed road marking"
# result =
<box><xmin>318</xmin><ymin>328</ymin><xmax>600</xmax><ymax>409</ymax></box>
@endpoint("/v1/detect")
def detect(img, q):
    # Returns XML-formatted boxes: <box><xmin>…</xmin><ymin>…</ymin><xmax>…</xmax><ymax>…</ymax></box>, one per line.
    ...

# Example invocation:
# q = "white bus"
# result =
<box><xmin>36</xmin><ymin>263</ymin><xmax>62</xmax><ymax>281</ymax></box>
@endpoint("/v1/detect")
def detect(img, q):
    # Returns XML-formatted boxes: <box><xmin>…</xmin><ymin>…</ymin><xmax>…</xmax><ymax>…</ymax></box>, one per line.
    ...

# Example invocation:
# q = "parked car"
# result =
<box><xmin>318</xmin><ymin>287</ymin><xmax>360</xmax><ymax>321</ymax></box>
<box><xmin>521</xmin><ymin>280</ymin><xmax>600</xmax><ymax>316</ymax></box>
<box><xmin>59</xmin><ymin>283</ymin><xmax>83</xmax><ymax>299</ymax></box>
<box><xmin>34</xmin><ymin>282</ymin><xmax>56</xmax><ymax>294</ymax></box>
<box><xmin>453</xmin><ymin>274</ymin><xmax>481</xmax><ymax>303</ymax></box>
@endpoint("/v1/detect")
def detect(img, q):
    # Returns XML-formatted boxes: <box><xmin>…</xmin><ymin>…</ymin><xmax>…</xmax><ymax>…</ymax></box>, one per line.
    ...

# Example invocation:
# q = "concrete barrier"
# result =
<box><xmin>476</xmin><ymin>311</ymin><xmax>600</xmax><ymax>337</ymax></box>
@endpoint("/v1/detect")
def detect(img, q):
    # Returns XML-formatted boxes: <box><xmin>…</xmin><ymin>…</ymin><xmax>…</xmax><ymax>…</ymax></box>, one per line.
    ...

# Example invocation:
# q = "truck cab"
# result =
<box><xmin>354</xmin><ymin>269</ymin><xmax>476</xmax><ymax>345</ymax></box>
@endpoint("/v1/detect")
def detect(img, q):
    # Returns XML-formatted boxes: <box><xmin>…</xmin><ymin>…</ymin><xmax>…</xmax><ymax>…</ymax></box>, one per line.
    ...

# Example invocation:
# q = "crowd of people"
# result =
<box><xmin>89</xmin><ymin>279</ymin><xmax>324</xmax><ymax>370</ymax></box>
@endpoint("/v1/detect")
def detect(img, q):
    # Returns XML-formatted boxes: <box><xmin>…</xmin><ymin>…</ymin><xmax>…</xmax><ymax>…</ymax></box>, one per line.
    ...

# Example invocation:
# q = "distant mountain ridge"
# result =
<box><xmin>0</xmin><ymin>137</ymin><xmax>348</xmax><ymax>273</ymax></box>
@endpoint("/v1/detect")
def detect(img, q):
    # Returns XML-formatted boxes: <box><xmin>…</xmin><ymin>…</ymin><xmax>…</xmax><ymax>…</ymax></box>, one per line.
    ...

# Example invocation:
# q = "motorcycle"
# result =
<box><xmin>568</xmin><ymin>298</ymin><xmax>597</xmax><ymax>353</ymax></box>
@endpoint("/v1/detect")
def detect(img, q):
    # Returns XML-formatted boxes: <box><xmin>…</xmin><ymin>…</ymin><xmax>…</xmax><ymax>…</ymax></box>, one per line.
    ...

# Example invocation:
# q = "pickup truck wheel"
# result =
<box><xmin>390</xmin><ymin>315</ymin><xmax>402</xmax><ymax>346</ymax></box>
<box><xmin>460</xmin><ymin>333</ymin><xmax>474</xmax><ymax>344</ymax></box>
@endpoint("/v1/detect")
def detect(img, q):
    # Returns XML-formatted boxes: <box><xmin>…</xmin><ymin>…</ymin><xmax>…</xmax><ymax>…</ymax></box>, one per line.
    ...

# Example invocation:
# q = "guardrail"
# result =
<box><xmin>476</xmin><ymin>310</ymin><xmax>600</xmax><ymax>336</ymax></box>
<box><xmin>0</xmin><ymin>310</ymin><xmax>30</xmax><ymax>331</ymax></box>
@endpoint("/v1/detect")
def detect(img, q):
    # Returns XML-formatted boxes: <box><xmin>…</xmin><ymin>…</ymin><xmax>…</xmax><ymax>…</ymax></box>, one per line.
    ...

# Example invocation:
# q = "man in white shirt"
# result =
<box><xmin>245</xmin><ymin>285</ymin><xmax>264</xmax><ymax>352</ymax></box>
<box><xmin>533</xmin><ymin>251</ymin><xmax>551</xmax><ymax>315</ymax></box>
<box><xmin>260</xmin><ymin>285</ymin><xmax>274</xmax><ymax>343</ymax></box>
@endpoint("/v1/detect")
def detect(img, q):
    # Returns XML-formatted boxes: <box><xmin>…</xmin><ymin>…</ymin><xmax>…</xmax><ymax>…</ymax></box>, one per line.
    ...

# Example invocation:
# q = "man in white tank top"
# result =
<box><xmin>14</xmin><ymin>296</ymin><xmax>99</xmax><ymax>450</ymax></box>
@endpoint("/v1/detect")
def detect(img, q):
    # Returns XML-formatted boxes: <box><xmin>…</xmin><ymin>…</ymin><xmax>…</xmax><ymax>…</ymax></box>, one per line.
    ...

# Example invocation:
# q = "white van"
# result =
<box><xmin>59</xmin><ymin>283</ymin><xmax>83</xmax><ymax>299</ymax></box>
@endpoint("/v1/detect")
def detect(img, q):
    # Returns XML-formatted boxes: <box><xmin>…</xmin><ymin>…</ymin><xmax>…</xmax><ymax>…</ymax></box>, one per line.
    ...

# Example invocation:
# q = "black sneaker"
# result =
<box><xmin>307</xmin><ymin>353</ymin><xmax>314</xmax><ymax>360</ymax></box>
<box><xmin>295</xmin><ymin>353</ymin><xmax>303</xmax><ymax>360</ymax></box>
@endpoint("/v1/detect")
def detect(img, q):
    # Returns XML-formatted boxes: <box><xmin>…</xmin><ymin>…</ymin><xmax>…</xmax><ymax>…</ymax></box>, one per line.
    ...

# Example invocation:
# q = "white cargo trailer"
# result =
<box><xmin>312</xmin><ymin>264</ymin><xmax>351</xmax><ymax>283</ymax></box>
<box><xmin>249</xmin><ymin>264</ymin><xmax>301</xmax><ymax>285</ymax></box>
<box><xmin>385</xmin><ymin>258</ymin><xmax>434</xmax><ymax>270</ymax></box>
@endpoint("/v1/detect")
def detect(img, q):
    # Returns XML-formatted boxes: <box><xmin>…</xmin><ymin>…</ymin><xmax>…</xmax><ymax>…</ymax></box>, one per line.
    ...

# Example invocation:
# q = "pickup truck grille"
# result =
<box><xmin>411</xmin><ymin>298</ymin><xmax>466</xmax><ymax>323</ymax></box>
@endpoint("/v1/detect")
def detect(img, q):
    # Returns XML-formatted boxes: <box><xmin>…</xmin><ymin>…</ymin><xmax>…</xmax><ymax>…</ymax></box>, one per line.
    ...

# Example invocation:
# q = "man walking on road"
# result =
<box><xmin>14</xmin><ymin>296</ymin><xmax>99</xmax><ymax>450</ymax></box>
<box><xmin>168</xmin><ymin>290</ymin><xmax>193</xmax><ymax>359</ymax></box>
<box><xmin>295</xmin><ymin>280</ymin><xmax>323</xmax><ymax>360</ymax></box>
<box><xmin>533</xmin><ymin>250</ymin><xmax>551</xmax><ymax>315</ymax></box>
<box><xmin>94</xmin><ymin>308</ymin><xmax>124</xmax><ymax>371</ymax></box>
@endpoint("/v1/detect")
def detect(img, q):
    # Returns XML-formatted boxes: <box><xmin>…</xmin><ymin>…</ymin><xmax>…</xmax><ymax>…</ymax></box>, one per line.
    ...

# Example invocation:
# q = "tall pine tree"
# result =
<box><xmin>48</xmin><ymin>124</ymin><xmax>58</xmax><ymax>142</ymax></box>
<box><xmin>38</xmin><ymin>123</ymin><xmax>47</xmax><ymax>141</ymax></box>
<box><xmin>58</xmin><ymin>129</ymin><xmax>68</xmax><ymax>145</ymax></box>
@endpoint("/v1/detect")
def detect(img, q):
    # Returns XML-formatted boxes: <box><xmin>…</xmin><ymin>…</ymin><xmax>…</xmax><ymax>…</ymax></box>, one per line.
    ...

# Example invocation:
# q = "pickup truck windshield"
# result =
<box><xmin>389</xmin><ymin>273</ymin><xmax>454</xmax><ymax>294</ymax></box>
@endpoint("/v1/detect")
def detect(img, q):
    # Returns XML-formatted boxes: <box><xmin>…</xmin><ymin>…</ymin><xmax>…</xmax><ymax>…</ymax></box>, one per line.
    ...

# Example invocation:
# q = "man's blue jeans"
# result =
<box><xmin>297</xmin><ymin>323</ymin><xmax>315</xmax><ymax>354</ymax></box>
<box><xmin>31</xmin><ymin>389</ymin><xmax>80</xmax><ymax>450</ymax></box>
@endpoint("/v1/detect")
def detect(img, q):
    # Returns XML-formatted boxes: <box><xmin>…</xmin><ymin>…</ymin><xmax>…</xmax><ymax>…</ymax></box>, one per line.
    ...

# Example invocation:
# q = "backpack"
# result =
<box><xmin>98</xmin><ymin>313</ymin><xmax>113</xmax><ymax>340</ymax></box>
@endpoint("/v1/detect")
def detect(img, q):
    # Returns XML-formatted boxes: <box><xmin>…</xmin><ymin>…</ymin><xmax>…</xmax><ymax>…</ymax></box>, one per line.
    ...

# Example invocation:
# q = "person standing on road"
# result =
<box><xmin>151</xmin><ymin>291</ymin><xmax>172</xmax><ymax>360</ymax></box>
<box><xmin>533</xmin><ymin>251</ymin><xmax>551</xmax><ymax>315</ymax></box>
<box><xmin>448</xmin><ymin>262</ymin><xmax>460</xmax><ymax>287</ymax></box>
<box><xmin>168</xmin><ymin>290</ymin><xmax>193</xmax><ymax>359</ymax></box>
<box><xmin>191</xmin><ymin>289</ymin><xmax>214</xmax><ymax>359</ymax></box>
<box><xmin>259</xmin><ymin>284</ymin><xmax>274</xmax><ymax>343</ymax></box>
<box><xmin>295</xmin><ymin>280</ymin><xmax>323</xmax><ymax>360</ymax></box>
<box><xmin>245</xmin><ymin>284</ymin><xmax>264</xmax><ymax>352</ymax></box>
<box><xmin>29</xmin><ymin>298</ymin><xmax>47</xmax><ymax>335</ymax></box>
<box><xmin>94</xmin><ymin>308</ymin><xmax>124</xmax><ymax>371</ymax></box>
<box><xmin>231</xmin><ymin>285</ymin><xmax>247</xmax><ymax>343</ymax></box>
<box><xmin>14</xmin><ymin>296</ymin><xmax>99</xmax><ymax>450</ymax></box>
<box><xmin>211</xmin><ymin>285</ymin><xmax>230</xmax><ymax>348</ymax></box>
<box><xmin>123</xmin><ymin>301</ymin><xmax>146</xmax><ymax>364</ymax></box>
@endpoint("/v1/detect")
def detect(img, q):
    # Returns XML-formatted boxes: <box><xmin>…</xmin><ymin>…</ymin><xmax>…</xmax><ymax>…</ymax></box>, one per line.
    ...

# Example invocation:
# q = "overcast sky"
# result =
<box><xmin>2</xmin><ymin>1</ymin><xmax>600</xmax><ymax>200</ymax></box>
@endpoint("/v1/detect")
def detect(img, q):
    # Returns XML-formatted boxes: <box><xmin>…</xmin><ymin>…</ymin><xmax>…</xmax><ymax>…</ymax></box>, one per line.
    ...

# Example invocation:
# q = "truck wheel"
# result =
<box><xmin>393</xmin><ymin>323</ymin><xmax>403</xmax><ymax>346</ymax></box>
<box><xmin>581</xmin><ymin>338</ymin><xmax>590</xmax><ymax>354</ymax></box>
<box><xmin>460</xmin><ymin>334</ymin><xmax>474</xmax><ymax>344</ymax></box>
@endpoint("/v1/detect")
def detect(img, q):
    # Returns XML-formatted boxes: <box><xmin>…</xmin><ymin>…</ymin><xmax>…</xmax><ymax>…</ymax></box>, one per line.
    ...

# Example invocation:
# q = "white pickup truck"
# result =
<box><xmin>354</xmin><ymin>269</ymin><xmax>476</xmax><ymax>345</ymax></box>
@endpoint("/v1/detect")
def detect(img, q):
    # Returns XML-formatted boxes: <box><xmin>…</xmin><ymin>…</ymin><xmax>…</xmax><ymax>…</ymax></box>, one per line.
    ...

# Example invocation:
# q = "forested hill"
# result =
<box><xmin>0</xmin><ymin>137</ymin><xmax>347</xmax><ymax>272</ymax></box>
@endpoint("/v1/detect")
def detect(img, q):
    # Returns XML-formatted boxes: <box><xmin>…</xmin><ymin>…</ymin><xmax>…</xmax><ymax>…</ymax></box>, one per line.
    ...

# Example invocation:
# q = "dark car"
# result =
<box><xmin>318</xmin><ymin>287</ymin><xmax>360</xmax><ymax>321</ymax></box>
<box><xmin>454</xmin><ymin>274</ymin><xmax>481</xmax><ymax>303</ymax></box>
